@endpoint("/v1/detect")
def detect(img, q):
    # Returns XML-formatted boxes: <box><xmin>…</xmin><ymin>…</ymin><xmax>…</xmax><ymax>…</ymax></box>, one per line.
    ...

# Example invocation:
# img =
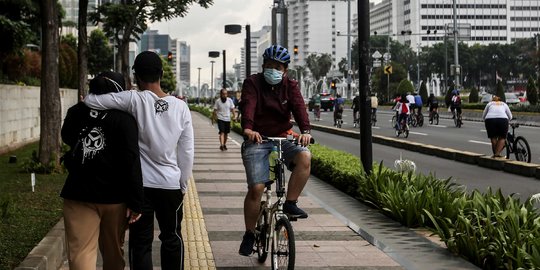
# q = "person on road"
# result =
<box><xmin>333</xmin><ymin>93</ymin><xmax>345</xmax><ymax>127</ymax></box>
<box><xmin>406</xmin><ymin>92</ymin><xmax>416</xmax><ymax>114</ymax></box>
<box><xmin>426</xmin><ymin>93</ymin><xmax>439</xmax><ymax>119</ymax></box>
<box><xmin>351</xmin><ymin>92</ymin><xmax>360</xmax><ymax>125</ymax></box>
<box><xmin>395</xmin><ymin>94</ymin><xmax>410</xmax><ymax>131</ymax></box>
<box><xmin>450</xmin><ymin>90</ymin><xmax>462</xmax><ymax>119</ymax></box>
<box><xmin>213</xmin><ymin>88</ymin><xmax>235</xmax><ymax>151</ymax></box>
<box><xmin>370</xmin><ymin>93</ymin><xmax>379</xmax><ymax>123</ymax></box>
<box><xmin>313</xmin><ymin>93</ymin><xmax>321</xmax><ymax>121</ymax></box>
<box><xmin>61</xmin><ymin>71</ymin><xmax>144</xmax><ymax>270</ymax></box>
<box><xmin>482</xmin><ymin>95</ymin><xmax>512</xmax><ymax>158</ymax></box>
<box><xmin>84</xmin><ymin>51</ymin><xmax>194</xmax><ymax>270</ymax></box>
<box><xmin>413</xmin><ymin>92</ymin><xmax>423</xmax><ymax>115</ymax></box>
<box><xmin>238</xmin><ymin>44</ymin><xmax>313</xmax><ymax>257</ymax></box>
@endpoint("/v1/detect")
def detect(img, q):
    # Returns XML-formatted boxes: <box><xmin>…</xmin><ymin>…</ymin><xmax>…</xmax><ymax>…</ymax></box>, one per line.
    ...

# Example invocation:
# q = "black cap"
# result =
<box><xmin>133</xmin><ymin>51</ymin><xmax>163</xmax><ymax>76</ymax></box>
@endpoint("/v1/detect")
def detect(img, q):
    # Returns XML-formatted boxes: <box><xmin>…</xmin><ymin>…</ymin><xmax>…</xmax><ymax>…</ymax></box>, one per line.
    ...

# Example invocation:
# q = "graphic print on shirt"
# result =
<box><xmin>81</xmin><ymin>126</ymin><xmax>106</xmax><ymax>163</ymax></box>
<box><xmin>154</xmin><ymin>99</ymin><xmax>169</xmax><ymax>115</ymax></box>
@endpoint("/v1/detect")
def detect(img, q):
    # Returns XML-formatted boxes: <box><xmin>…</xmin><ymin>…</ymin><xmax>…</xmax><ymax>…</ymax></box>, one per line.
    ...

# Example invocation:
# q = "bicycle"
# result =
<box><xmin>353</xmin><ymin>110</ymin><xmax>359</xmax><ymax>128</ymax></box>
<box><xmin>428</xmin><ymin>108</ymin><xmax>439</xmax><ymax>125</ymax></box>
<box><xmin>453</xmin><ymin>110</ymin><xmax>462</xmax><ymax>128</ymax></box>
<box><xmin>503</xmin><ymin>122</ymin><xmax>531</xmax><ymax>163</ymax></box>
<box><xmin>254</xmin><ymin>136</ymin><xmax>314</xmax><ymax>270</ymax></box>
<box><xmin>395</xmin><ymin>114</ymin><xmax>409</xmax><ymax>138</ymax></box>
<box><xmin>334</xmin><ymin>110</ymin><xmax>343</xmax><ymax>128</ymax></box>
<box><xmin>371</xmin><ymin>108</ymin><xmax>377</xmax><ymax>126</ymax></box>
<box><xmin>412</xmin><ymin>111</ymin><xmax>424</xmax><ymax>127</ymax></box>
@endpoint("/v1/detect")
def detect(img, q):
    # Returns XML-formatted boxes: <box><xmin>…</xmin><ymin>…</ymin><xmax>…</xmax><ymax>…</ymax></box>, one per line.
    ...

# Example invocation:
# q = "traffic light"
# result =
<box><xmin>167</xmin><ymin>51</ymin><xmax>173</xmax><ymax>63</ymax></box>
<box><xmin>331</xmin><ymin>80</ymin><xmax>337</xmax><ymax>90</ymax></box>
<box><xmin>293</xmin><ymin>45</ymin><xmax>298</xmax><ymax>55</ymax></box>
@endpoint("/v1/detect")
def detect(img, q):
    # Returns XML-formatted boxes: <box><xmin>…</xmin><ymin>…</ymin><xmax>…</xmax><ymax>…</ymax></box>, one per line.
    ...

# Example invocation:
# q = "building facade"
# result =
<box><xmin>286</xmin><ymin>0</ymin><xmax>358</xmax><ymax>69</ymax></box>
<box><xmin>370</xmin><ymin>0</ymin><xmax>540</xmax><ymax>47</ymax></box>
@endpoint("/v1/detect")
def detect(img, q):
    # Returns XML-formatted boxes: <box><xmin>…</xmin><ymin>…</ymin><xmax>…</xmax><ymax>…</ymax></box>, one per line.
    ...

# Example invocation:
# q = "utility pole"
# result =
<box><xmin>346</xmin><ymin>0</ymin><xmax>352</xmax><ymax>99</ymax></box>
<box><xmin>452</xmin><ymin>0</ymin><xmax>460</xmax><ymax>89</ymax></box>
<box><xmin>272</xmin><ymin>0</ymin><xmax>288</xmax><ymax>47</ymax></box>
<box><xmin>417</xmin><ymin>43</ymin><xmax>421</xmax><ymax>91</ymax></box>
<box><xmin>386</xmin><ymin>10</ymin><xmax>391</xmax><ymax>102</ymax></box>
<box><xmin>210</xmin><ymin>60</ymin><xmax>215</xmax><ymax>97</ymax></box>
<box><xmin>197</xmin><ymin>67</ymin><xmax>201</xmax><ymax>99</ymax></box>
<box><xmin>358</xmin><ymin>0</ymin><xmax>372</xmax><ymax>174</ymax></box>
<box><xmin>222</xmin><ymin>50</ymin><xmax>226</xmax><ymax>89</ymax></box>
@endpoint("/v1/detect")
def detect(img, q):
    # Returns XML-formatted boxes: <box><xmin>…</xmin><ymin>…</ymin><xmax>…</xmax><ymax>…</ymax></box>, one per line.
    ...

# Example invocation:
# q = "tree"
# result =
<box><xmin>88</xmin><ymin>29</ymin><xmax>113</xmax><ymax>76</ymax></box>
<box><xmin>59</xmin><ymin>42</ymin><xmax>78</xmax><ymax>88</ymax></box>
<box><xmin>78</xmin><ymin>0</ymin><xmax>89</xmax><ymax>98</ymax></box>
<box><xmin>160</xmin><ymin>57</ymin><xmax>176</xmax><ymax>93</ymax></box>
<box><xmin>496</xmin><ymin>81</ymin><xmax>505</xmax><ymax>102</ymax></box>
<box><xmin>337</xmin><ymin>57</ymin><xmax>347</xmax><ymax>77</ymax></box>
<box><xmin>39</xmin><ymin>0</ymin><xmax>62</xmax><ymax>169</ymax></box>
<box><xmin>469</xmin><ymin>87</ymin><xmax>479</xmax><ymax>103</ymax></box>
<box><xmin>91</xmin><ymin>0</ymin><xmax>213</xmax><ymax>87</ymax></box>
<box><xmin>397</xmin><ymin>79</ymin><xmax>414</xmax><ymax>95</ymax></box>
<box><xmin>371</xmin><ymin>62</ymin><xmax>407</xmax><ymax>101</ymax></box>
<box><xmin>419</xmin><ymin>81</ymin><xmax>428</xmax><ymax>104</ymax></box>
<box><xmin>61</xmin><ymin>34</ymin><xmax>77</xmax><ymax>49</ymax></box>
<box><xmin>305</xmin><ymin>53</ymin><xmax>332</xmax><ymax>81</ymax></box>
<box><xmin>526</xmin><ymin>76</ymin><xmax>538</xmax><ymax>105</ymax></box>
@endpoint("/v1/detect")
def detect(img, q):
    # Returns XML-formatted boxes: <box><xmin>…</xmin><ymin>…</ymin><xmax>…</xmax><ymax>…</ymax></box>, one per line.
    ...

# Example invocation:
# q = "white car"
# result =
<box><xmin>505</xmin><ymin>93</ymin><xmax>520</xmax><ymax>105</ymax></box>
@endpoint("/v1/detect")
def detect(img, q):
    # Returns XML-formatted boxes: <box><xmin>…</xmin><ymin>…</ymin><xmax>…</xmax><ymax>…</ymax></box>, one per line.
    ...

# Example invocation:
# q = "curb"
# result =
<box><xmin>308</xmin><ymin>123</ymin><xmax>540</xmax><ymax>180</ymax></box>
<box><xmin>14</xmin><ymin>219</ymin><xmax>66</xmax><ymax>270</ymax></box>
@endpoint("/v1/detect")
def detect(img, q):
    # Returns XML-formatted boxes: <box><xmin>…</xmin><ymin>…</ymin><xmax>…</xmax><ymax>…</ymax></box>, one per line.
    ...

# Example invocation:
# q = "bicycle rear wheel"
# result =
<box><xmin>255</xmin><ymin>205</ymin><xmax>269</xmax><ymax>263</ymax></box>
<box><xmin>391</xmin><ymin>115</ymin><xmax>397</xmax><ymax>128</ymax></box>
<box><xmin>514</xmin><ymin>136</ymin><xmax>531</xmax><ymax>163</ymax></box>
<box><xmin>434</xmin><ymin>113</ymin><xmax>439</xmax><ymax>125</ymax></box>
<box><xmin>417</xmin><ymin>114</ymin><xmax>424</xmax><ymax>127</ymax></box>
<box><xmin>271</xmin><ymin>217</ymin><xmax>295</xmax><ymax>270</ymax></box>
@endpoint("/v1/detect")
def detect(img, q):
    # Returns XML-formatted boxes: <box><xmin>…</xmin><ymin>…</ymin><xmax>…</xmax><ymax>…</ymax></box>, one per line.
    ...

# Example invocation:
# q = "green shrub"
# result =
<box><xmin>397</xmin><ymin>79</ymin><xmax>414</xmax><ymax>95</ymax></box>
<box><xmin>527</xmin><ymin>76</ymin><xmax>538</xmax><ymax>106</ymax></box>
<box><xmin>496</xmin><ymin>81</ymin><xmax>506</xmax><ymax>102</ymax></box>
<box><xmin>469</xmin><ymin>87</ymin><xmax>479</xmax><ymax>103</ymax></box>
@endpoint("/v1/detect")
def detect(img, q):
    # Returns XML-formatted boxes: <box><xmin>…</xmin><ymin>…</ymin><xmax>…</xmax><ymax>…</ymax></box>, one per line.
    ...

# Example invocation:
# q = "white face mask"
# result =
<box><xmin>263</xmin><ymin>68</ymin><xmax>284</xmax><ymax>85</ymax></box>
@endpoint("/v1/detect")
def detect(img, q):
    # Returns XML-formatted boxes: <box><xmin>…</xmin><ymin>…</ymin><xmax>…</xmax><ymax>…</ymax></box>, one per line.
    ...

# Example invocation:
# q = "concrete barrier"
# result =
<box><xmin>307</xmin><ymin>122</ymin><xmax>540</xmax><ymax>180</ymax></box>
<box><xmin>14</xmin><ymin>219</ymin><xmax>66</xmax><ymax>270</ymax></box>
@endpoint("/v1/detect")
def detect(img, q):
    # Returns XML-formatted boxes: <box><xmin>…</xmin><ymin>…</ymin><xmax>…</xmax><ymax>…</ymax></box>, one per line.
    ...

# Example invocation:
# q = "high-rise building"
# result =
<box><xmin>286</xmin><ymin>0</ymin><xmax>358</xmax><ymax>69</ymax></box>
<box><xmin>369</xmin><ymin>0</ymin><xmax>540</xmax><ymax>47</ymax></box>
<box><xmin>249</xmin><ymin>26</ymin><xmax>272</xmax><ymax>75</ymax></box>
<box><xmin>140</xmin><ymin>30</ymin><xmax>172</xmax><ymax>57</ymax></box>
<box><xmin>178</xmin><ymin>41</ymin><xmax>191</xmax><ymax>88</ymax></box>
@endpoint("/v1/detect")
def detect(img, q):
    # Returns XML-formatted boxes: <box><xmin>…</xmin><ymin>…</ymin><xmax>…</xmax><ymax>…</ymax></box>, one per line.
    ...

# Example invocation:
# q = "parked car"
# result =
<box><xmin>308</xmin><ymin>93</ymin><xmax>335</xmax><ymax>111</ymax></box>
<box><xmin>480</xmin><ymin>93</ymin><xmax>492</xmax><ymax>104</ymax></box>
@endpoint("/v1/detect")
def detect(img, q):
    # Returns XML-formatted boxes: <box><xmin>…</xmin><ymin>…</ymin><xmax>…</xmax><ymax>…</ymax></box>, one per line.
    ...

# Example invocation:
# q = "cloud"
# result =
<box><xmin>151</xmin><ymin>1</ymin><xmax>273</xmax><ymax>86</ymax></box>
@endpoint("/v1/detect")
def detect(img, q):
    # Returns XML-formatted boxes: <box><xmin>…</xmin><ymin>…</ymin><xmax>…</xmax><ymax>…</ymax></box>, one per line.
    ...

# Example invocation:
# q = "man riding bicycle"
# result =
<box><xmin>427</xmin><ymin>93</ymin><xmax>438</xmax><ymax>120</ymax></box>
<box><xmin>238</xmin><ymin>44</ymin><xmax>313</xmax><ymax>257</ymax></box>
<box><xmin>351</xmin><ymin>92</ymin><xmax>360</xmax><ymax>125</ymax></box>
<box><xmin>370</xmin><ymin>93</ymin><xmax>378</xmax><ymax>123</ymax></box>
<box><xmin>451</xmin><ymin>90</ymin><xmax>462</xmax><ymax>120</ymax></box>
<box><xmin>333</xmin><ymin>93</ymin><xmax>345</xmax><ymax>127</ymax></box>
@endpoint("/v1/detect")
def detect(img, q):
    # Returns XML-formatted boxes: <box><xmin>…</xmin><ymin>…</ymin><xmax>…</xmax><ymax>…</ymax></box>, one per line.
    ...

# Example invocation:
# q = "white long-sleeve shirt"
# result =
<box><xmin>84</xmin><ymin>90</ymin><xmax>194</xmax><ymax>192</ymax></box>
<box><xmin>482</xmin><ymin>101</ymin><xmax>513</xmax><ymax>120</ymax></box>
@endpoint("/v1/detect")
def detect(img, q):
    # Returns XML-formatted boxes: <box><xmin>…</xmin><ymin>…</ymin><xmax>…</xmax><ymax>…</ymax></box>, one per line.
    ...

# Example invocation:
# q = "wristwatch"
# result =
<box><xmin>302</xmin><ymin>130</ymin><xmax>311</xmax><ymax>134</ymax></box>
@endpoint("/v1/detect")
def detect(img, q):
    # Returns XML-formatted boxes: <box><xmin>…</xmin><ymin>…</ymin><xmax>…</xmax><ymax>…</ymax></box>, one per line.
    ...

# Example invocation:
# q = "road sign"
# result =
<box><xmin>384</xmin><ymin>65</ymin><xmax>392</xmax><ymax>74</ymax></box>
<box><xmin>383</xmin><ymin>52</ymin><xmax>391</xmax><ymax>61</ymax></box>
<box><xmin>373</xmin><ymin>60</ymin><xmax>382</xmax><ymax>68</ymax></box>
<box><xmin>372</xmin><ymin>50</ymin><xmax>382</xmax><ymax>59</ymax></box>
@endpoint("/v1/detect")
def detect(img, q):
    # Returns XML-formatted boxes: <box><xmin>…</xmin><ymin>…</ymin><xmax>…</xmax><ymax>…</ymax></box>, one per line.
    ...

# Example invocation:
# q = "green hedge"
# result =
<box><xmin>189</xmin><ymin>104</ymin><xmax>540</xmax><ymax>269</ymax></box>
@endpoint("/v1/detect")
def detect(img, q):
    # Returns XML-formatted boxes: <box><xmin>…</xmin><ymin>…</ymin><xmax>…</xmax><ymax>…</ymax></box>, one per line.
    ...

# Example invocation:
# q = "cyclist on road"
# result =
<box><xmin>370</xmin><ymin>93</ymin><xmax>378</xmax><ymax>123</ymax></box>
<box><xmin>238</xmin><ymin>44</ymin><xmax>313</xmax><ymax>257</ymax></box>
<box><xmin>406</xmin><ymin>92</ymin><xmax>416</xmax><ymax>114</ymax></box>
<box><xmin>414</xmin><ymin>92</ymin><xmax>423</xmax><ymax>115</ymax></box>
<box><xmin>395</xmin><ymin>94</ymin><xmax>410</xmax><ymax>131</ymax></box>
<box><xmin>313</xmin><ymin>93</ymin><xmax>321</xmax><ymax>121</ymax></box>
<box><xmin>333</xmin><ymin>93</ymin><xmax>345</xmax><ymax>127</ymax></box>
<box><xmin>426</xmin><ymin>93</ymin><xmax>439</xmax><ymax>119</ymax></box>
<box><xmin>351</xmin><ymin>92</ymin><xmax>360</xmax><ymax>125</ymax></box>
<box><xmin>482</xmin><ymin>95</ymin><xmax>512</xmax><ymax>158</ymax></box>
<box><xmin>451</xmin><ymin>90</ymin><xmax>462</xmax><ymax>120</ymax></box>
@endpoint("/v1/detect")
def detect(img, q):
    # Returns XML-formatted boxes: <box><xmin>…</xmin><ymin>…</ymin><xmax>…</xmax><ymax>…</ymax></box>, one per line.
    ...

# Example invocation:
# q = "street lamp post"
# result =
<box><xmin>222</xmin><ymin>50</ymin><xmax>226</xmax><ymax>89</ymax></box>
<box><xmin>272</xmin><ymin>0</ymin><xmax>287</xmax><ymax>47</ymax></box>
<box><xmin>197</xmin><ymin>67</ymin><xmax>201</xmax><ymax>99</ymax></box>
<box><xmin>210</xmin><ymin>60</ymin><xmax>215</xmax><ymax>97</ymax></box>
<box><xmin>225</xmin><ymin>24</ymin><xmax>251</xmax><ymax>79</ymax></box>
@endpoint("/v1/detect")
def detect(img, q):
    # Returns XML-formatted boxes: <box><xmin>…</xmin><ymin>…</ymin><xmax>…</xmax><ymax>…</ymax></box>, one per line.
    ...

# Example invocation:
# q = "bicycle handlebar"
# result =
<box><xmin>261</xmin><ymin>135</ymin><xmax>315</xmax><ymax>145</ymax></box>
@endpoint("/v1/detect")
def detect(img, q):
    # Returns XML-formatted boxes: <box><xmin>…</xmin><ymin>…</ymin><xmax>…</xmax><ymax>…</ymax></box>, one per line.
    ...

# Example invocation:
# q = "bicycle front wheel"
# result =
<box><xmin>271</xmin><ymin>217</ymin><xmax>295</xmax><ymax>270</ymax></box>
<box><xmin>391</xmin><ymin>115</ymin><xmax>397</xmax><ymax>128</ymax></box>
<box><xmin>514</xmin><ymin>136</ymin><xmax>531</xmax><ymax>163</ymax></box>
<box><xmin>434</xmin><ymin>113</ymin><xmax>439</xmax><ymax>125</ymax></box>
<box><xmin>255</xmin><ymin>205</ymin><xmax>269</xmax><ymax>263</ymax></box>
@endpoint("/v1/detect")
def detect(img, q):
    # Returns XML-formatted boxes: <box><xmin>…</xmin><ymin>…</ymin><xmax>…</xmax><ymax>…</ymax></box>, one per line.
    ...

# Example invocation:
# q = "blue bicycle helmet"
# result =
<box><xmin>263</xmin><ymin>45</ymin><xmax>291</xmax><ymax>65</ymax></box>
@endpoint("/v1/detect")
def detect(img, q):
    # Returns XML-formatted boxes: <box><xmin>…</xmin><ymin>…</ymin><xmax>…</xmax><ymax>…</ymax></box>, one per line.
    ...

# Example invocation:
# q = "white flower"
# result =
<box><xmin>530</xmin><ymin>193</ymin><xmax>540</xmax><ymax>203</ymax></box>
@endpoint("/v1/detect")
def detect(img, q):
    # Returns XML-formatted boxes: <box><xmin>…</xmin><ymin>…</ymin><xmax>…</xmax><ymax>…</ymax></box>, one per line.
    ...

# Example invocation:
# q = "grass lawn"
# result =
<box><xmin>0</xmin><ymin>143</ymin><xmax>65</xmax><ymax>270</ymax></box>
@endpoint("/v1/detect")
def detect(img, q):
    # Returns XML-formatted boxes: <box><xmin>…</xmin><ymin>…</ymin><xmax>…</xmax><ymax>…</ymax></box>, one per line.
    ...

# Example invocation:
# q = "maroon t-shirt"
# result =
<box><xmin>240</xmin><ymin>73</ymin><xmax>310</xmax><ymax>137</ymax></box>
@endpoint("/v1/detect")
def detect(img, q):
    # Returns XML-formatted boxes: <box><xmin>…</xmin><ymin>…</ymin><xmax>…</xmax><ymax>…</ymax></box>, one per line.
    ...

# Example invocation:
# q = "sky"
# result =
<box><xmin>151</xmin><ymin>0</ymin><xmax>381</xmax><ymax>86</ymax></box>
<box><xmin>151</xmin><ymin>0</ymin><xmax>274</xmax><ymax>85</ymax></box>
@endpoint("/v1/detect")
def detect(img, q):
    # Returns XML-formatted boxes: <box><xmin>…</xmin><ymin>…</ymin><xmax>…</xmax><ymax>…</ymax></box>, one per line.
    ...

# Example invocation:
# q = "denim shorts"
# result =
<box><xmin>241</xmin><ymin>140</ymin><xmax>309</xmax><ymax>187</ymax></box>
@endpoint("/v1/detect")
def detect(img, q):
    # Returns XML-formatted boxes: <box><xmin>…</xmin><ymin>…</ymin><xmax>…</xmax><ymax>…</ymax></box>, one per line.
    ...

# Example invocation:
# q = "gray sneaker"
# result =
<box><xmin>238</xmin><ymin>231</ymin><xmax>255</xmax><ymax>256</ymax></box>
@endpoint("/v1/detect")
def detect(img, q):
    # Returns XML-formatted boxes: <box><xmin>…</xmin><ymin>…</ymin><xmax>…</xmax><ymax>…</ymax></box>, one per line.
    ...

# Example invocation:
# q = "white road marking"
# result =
<box><xmin>410</xmin><ymin>131</ymin><xmax>428</xmax><ymax>136</ymax></box>
<box><xmin>231</xmin><ymin>139</ymin><xmax>241</xmax><ymax>146</ymax></box>
<box><xmin>480</xmin><ymin>129</ymin><xmax>486</xmax><ymax>132</ymax></box>
<box><xmin>469</xmin><ymin>140</ymin><xmax>491</xmax><ymax>145</ymax></box>
<box><xmin>429</xmin><ymin>125</ymin><xmax>447</xmax><ymax>128</ymax></box>
<box><xmin>372</xmin><ymin>126</ymin><xmax>381</xmax><ymax>129</ymax></box>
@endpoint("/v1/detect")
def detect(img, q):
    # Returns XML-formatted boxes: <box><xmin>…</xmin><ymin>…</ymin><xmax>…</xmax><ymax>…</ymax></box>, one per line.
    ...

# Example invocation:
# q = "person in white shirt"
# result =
<box><xmin>213</xmin><ymin>89</ymin><xmax>236</xmax><ymax>151</ymax></box>
<box><xmin>406</xmin><ymin>92</ymin><xmax>416</xmax><ymax>114</ymax></box>
<box><xmin>84</xmin><ymin>51</ymin><xmax>194</xmax><ymax>270</ymax></box>
<box><xmin>482</xmin><ymin>95</ymin><xmax>512</xmax><ymax>158</ymax></box>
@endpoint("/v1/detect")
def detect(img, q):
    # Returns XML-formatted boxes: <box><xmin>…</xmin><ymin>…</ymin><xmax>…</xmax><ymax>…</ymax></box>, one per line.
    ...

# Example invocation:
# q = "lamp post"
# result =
<box><xmin>222</xmin><ymin>50</ymin><xmax>226</xmax><ymax>89</ymax></box>
<box><xmin>225</xmin><ymin>24</ymin><xmax>251</xmax><ymax>79</ymax></box>
<box><xmin>197</xmin><ymin>67</ymin><xmax>201</xmax><ymax>99</ymax></box>
<box><xmin>272</xmin><ymin>0</ymin><xmax>287</xmax><ymax>47</ymax></box>
<box><xmin>210</xmin><ymin>60</ymin><xmax>215</xmax><ymax>97</ymax></box>
<box><xmin>358</xmin><ymin>0</ymin><xmax>372</xmax><ymax>174</ymax></box>
<box><xmin>209</xmin><ymin>51</ymin><xmax>222</xmax><ymax>90</ymax></box>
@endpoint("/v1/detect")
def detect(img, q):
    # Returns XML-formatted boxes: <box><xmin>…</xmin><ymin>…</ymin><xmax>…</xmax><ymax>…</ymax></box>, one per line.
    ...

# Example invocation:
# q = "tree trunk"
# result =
<box><xmin>119</xmin><ymin>38</ymin><xmax>131</xmax><ymax>88</ymax></box>
<box><xmin>39</xmin><ymin>0</ymin><xmax>62</xmax><ymax>169</ymax></box>
<box><xmin>78</xmin><ymin>0</ymin><xmax>89</xmax><ymax>99</ymax></box>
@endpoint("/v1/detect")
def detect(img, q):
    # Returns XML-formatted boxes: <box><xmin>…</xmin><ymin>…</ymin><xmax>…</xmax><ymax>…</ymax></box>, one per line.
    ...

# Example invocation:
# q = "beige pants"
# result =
<box><xmin>63</xmin><ymin>199</ymin><xmax>128</xmax><ymax>270</ymax></box>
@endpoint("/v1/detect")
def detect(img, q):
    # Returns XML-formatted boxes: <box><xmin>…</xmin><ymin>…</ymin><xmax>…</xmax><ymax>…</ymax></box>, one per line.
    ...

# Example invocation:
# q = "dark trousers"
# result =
<box><xmin>129</xmin><ymin>187</ymin><xmax>185</xmax><ymax>270</ymax></box>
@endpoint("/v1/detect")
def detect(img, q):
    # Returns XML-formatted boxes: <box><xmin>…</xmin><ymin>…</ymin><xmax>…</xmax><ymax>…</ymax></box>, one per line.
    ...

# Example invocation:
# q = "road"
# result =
<box><xmin>309</xmin><ymin>108</ymin><xmax>540</xmax><ymax>163</ymax></box>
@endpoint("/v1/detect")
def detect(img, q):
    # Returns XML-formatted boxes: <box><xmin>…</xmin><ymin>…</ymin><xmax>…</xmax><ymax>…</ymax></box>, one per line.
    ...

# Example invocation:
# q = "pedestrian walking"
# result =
<box><xmin>84</xmin><ymin>51</ymin><xmax>194</xmax><ymax>270</ymax></box>
<box><xmin>482</xmin><ymin>95</ymin><xmax>512</xmax><ymax>158</ymax></box>
<box><xmin>213</xmin><ymin>88</ymin><xmax>236</xmax><ymax>151</ymax></box>
<box><xmin>238</xmin><ymin>44</ymin><xmax>313</xmax><ymax>256</ymax></box>
<box><xmin>61</xmin><ymin>71</ymin><xmax>144</xmax><ymax>270</ymax></box>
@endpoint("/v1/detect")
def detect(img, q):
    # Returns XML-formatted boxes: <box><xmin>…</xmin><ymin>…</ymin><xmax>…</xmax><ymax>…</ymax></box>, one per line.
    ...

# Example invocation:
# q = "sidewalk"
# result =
<box><xmin>190</xmin><ymin>112</ymin><xmax>402</xmax><ymax>269</ymax></box>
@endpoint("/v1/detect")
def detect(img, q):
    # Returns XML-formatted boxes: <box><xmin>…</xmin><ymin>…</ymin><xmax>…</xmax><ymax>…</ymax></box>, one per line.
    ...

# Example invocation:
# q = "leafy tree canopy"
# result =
<box><xmin>305</xmin><ymin>53</ymin><xmax>332</xmax><ymax>81</ymax></box>
<box><xmin>88</xmin><ymin>28</ymin><xmax>113</xmax><ymax>76</ymax></box>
